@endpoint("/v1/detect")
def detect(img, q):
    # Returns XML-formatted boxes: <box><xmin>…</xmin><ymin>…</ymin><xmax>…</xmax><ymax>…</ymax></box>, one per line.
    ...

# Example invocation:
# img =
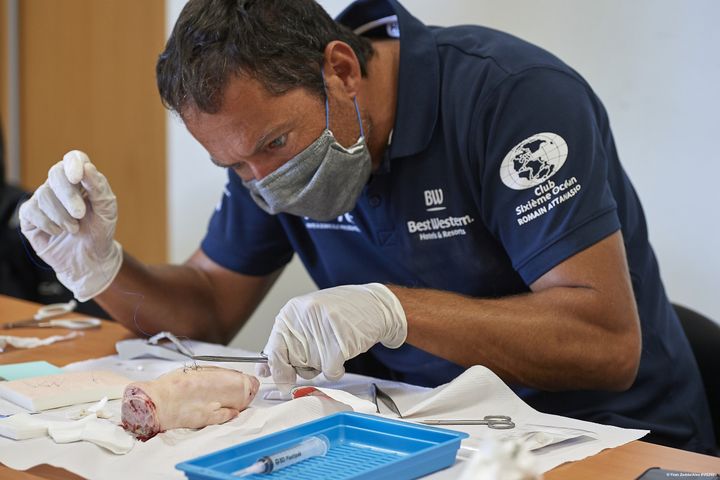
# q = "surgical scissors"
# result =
<box><xmin>2</xmin><ymin>300</ymin><xmax>102</xmax><ymax>330</ymax></box>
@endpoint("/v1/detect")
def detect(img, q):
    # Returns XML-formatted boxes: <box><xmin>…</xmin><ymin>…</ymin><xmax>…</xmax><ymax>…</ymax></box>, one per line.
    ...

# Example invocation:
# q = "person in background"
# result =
<box><xmin>16</xmin><ymin>0</ymin><xmax>715</xmax><ymax>453</ymax></box>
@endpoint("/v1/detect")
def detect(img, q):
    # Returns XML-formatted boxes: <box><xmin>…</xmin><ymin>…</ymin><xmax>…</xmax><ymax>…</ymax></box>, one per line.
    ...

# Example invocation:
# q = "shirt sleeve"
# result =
<box><xmin>475</xmin><ymin>67</ymin><xmax>621</xmax><ymax>285</ymax></box>
<box><xmin>201</xmin><ymin>169</ymin><xmax>294</xmax><ymax>276</ymax></box>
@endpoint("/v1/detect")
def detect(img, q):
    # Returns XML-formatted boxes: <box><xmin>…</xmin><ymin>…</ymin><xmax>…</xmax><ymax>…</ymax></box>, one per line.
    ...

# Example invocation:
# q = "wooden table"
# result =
<box><xmin>1</xmin><ymin>294</ymin><xmax>718</xmax><ymax>479</ymax></box>
<box><xmin>1</xmin><ymin>294</ymin><xmax>132</xmax><ymax>480</ymax></box>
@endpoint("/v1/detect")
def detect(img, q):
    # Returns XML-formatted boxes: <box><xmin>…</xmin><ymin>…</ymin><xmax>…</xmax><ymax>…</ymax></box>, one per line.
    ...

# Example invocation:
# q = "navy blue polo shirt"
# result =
<box><xmin>201</xmin><ymin>0</ymin><xmax>714</xmax><ymax>453</ymax></box>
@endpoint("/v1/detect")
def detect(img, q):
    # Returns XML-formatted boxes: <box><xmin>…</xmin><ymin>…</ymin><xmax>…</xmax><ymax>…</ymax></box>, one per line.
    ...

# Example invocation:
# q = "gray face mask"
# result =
<box><xmin>242</xmin><ymin>94</ymin><xmax>371</xmax><ymax>221</ymax></box>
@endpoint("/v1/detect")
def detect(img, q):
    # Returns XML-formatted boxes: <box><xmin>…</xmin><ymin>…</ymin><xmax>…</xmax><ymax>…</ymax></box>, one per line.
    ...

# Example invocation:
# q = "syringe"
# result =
<box><xmin>231</xmin><ymin>435</ymin><xmax>330</xmax><ymax>477</ymax></box>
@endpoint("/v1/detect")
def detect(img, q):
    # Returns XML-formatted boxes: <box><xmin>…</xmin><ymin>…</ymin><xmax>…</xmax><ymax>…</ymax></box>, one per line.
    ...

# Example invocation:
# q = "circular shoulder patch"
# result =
<box><xmin>499</xmin><ymin>133</ymin><xmax>568</xmax><ymax>190</ymax></box>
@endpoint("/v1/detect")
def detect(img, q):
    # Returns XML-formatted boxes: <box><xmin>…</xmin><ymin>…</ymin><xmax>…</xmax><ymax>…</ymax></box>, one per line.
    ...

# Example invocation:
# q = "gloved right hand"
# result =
<box><xmin>258</xmin><ymin>283</ymin><xmax>407</xmax><ymax>392</ymax></box>
<box><xmin>18</xmin><ymin>150</ymin><xmax>123</xmax><ymax>302</ymax></box>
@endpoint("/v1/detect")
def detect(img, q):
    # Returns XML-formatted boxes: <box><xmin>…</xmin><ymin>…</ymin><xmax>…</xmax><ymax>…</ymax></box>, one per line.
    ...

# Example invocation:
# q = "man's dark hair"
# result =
<box><xmin>157</xmin><ymin>0</ymin><xmax>374</xmax><ymax>115</ymax></box>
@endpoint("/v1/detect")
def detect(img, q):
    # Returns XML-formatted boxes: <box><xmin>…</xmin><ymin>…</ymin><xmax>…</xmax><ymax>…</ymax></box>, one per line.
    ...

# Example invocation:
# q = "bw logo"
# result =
<box><xmin>336</xmin><ymin>213</ymin><xmax>355</xmax><ymax>224</ymax></box>
<box><xmin>424</xmin><ymin>189</ymin><xmax>446</xmax><ymax>212</ymax></box>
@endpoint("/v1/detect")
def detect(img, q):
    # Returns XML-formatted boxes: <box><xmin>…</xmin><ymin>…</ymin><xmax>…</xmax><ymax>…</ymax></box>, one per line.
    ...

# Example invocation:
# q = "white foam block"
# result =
<box><xmin>0</xmin><ymin>370</ymin><xmax>131</xmax><ymax>411</ymax></box>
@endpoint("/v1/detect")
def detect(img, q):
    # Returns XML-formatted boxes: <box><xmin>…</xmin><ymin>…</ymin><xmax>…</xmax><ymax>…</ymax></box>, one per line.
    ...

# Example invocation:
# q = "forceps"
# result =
<box><xmin>190</xmin><ymin>352</ymin><xmax>316</xmax><ymax>371</ymax></box>
<box><xmin>190</xmin><ymin>354</ymin><xmax>271</xmax><ymax>363</ymax></box>
<box><xmin>2</xmin><ymin>300</ymin><xmax>101</xmax><ymax>330</ymax></box>
<box><xmin>148</xmin><ymin>331</ymin><xmax>260</xmax><ymax>362</ymax></box>
<box><xmin>372</xmin><ymin>383</ymin><xmax>515</xmax><ymax>429</ymax></box>
<box><xmin>151</xmin><ymin>332</ymin><xmax>314</xmax><ymax>370</ymax></box>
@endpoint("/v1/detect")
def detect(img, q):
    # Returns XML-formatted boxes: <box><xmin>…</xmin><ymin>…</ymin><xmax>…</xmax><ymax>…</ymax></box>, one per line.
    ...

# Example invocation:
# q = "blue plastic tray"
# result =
<box><xmin>176</xmin><ymin>412</ymin><xmax>468</xmax><ymax>480</ymax></box>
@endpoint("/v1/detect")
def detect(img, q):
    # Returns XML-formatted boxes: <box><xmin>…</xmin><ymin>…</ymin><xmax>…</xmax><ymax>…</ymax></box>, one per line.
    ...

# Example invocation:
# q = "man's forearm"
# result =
<box><xmin>94</xmin><ymin>253</ymin><xmax>225</xmax><ymax>342</ymax></box>
<box><xmin>388</xmin><ymin>284</ymin><xmax>640</xmax><ymax>392</ymax></box>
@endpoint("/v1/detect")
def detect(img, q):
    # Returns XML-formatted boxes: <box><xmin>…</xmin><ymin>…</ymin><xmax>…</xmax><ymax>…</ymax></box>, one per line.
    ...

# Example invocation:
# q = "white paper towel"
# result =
<box><xmin>0</xmin><ymin>332</ymin><xmax>82</xmax><ymax>352</ymax></box>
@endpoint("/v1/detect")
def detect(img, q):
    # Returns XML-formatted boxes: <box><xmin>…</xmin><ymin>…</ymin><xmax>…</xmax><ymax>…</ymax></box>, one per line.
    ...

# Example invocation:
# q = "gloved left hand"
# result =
<box><xmin>18</xmin><ymin>150</ymin><xmax>122</xmax><ymax>302</ymax></box>
<box><xmin>259</xmin><ymin>283</ymin><xmax>407</xmax><ymax>390</ymax></box>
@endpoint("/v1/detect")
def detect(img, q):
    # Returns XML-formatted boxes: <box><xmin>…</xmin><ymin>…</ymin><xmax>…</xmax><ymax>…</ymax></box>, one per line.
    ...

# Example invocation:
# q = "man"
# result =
<box><xmin>18</xmin><ymin>0</ymin><xmax>714</xmax><ymax>453</ymax></box>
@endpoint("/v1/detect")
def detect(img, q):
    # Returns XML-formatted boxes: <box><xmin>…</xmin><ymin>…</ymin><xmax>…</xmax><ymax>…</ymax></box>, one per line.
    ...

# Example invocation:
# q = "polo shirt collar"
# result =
<box><xmin>336</xmin><ymin>0</ymin><xmax>440</xmax><ymax>160</ymax></box>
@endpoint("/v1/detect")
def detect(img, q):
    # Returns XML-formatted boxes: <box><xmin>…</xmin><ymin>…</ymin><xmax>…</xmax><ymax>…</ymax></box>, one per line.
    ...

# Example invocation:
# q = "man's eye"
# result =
<box><xmin>267</xmin><ymin>135</ymin><xmax>287</xmax><ymax>150</ymax></box>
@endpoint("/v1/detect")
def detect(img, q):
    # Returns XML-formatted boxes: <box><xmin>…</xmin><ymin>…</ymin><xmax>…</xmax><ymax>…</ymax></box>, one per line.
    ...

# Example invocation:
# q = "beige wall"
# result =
<box><xmin>0</xmin><ymin>0</ymin><xmax>7</xmax><ymax>142</ymax></box>
<box><xmin>19</xmin><ymin>0</ymin><xmax>167</xmax><ymax>263</ymax></box>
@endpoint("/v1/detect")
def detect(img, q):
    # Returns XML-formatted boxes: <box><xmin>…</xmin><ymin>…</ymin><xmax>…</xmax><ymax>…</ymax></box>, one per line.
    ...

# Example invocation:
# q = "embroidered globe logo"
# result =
<box><xmin>500</xmin><ymin>132</ymin><xmax>568</xmax><ymax>190</ymax></box>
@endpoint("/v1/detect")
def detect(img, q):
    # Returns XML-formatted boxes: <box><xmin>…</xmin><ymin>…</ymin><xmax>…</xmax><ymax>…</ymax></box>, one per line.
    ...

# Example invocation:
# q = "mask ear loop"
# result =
<box><xmin>352</xmin><ymin>97</ymin><xmax>365</xmax><ymax>139</ymax></box>
<box><xmin>321</xmin><ymin>70</ymin><xmax>330</xmax><ymax>130</ymax></box>
<box><xmin>320</xmin><ymin>68</ymin><xmax>365</xmax><ymax>139</ymax></box>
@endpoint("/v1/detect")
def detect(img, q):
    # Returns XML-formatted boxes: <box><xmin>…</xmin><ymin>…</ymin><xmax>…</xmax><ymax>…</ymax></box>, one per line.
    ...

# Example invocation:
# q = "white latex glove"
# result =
<box><xmin>18</xmin><ymin>150</ymin><xmax>123</xmax><ymax>302</ymax></box>
<box><xmin>259</xmin><ymin>283</ymin><xmax>407</xmax><ymax>392</ymax></box>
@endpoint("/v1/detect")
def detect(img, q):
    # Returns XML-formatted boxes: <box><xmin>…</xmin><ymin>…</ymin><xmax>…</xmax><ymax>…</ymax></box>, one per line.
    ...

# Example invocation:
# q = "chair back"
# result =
<box><xmin>674</xmin><ymin>303</ymin><xmax>720</xmax><ymax>454</ymax></box>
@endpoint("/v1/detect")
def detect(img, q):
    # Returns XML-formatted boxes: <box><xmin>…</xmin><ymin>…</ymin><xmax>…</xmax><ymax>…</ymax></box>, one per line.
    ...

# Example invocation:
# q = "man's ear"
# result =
<box><xmin>322</xmin><ymin>40</ymin><xmax>363</xmax><ymax>97</ymax></box>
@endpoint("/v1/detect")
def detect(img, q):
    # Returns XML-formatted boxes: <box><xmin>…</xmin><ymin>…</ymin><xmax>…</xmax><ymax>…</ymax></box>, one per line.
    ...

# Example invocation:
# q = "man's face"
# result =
<box><xmin>183</xmin><ymin>74</ymin><xmax>363</xmax><ymax>181</ymax></box>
